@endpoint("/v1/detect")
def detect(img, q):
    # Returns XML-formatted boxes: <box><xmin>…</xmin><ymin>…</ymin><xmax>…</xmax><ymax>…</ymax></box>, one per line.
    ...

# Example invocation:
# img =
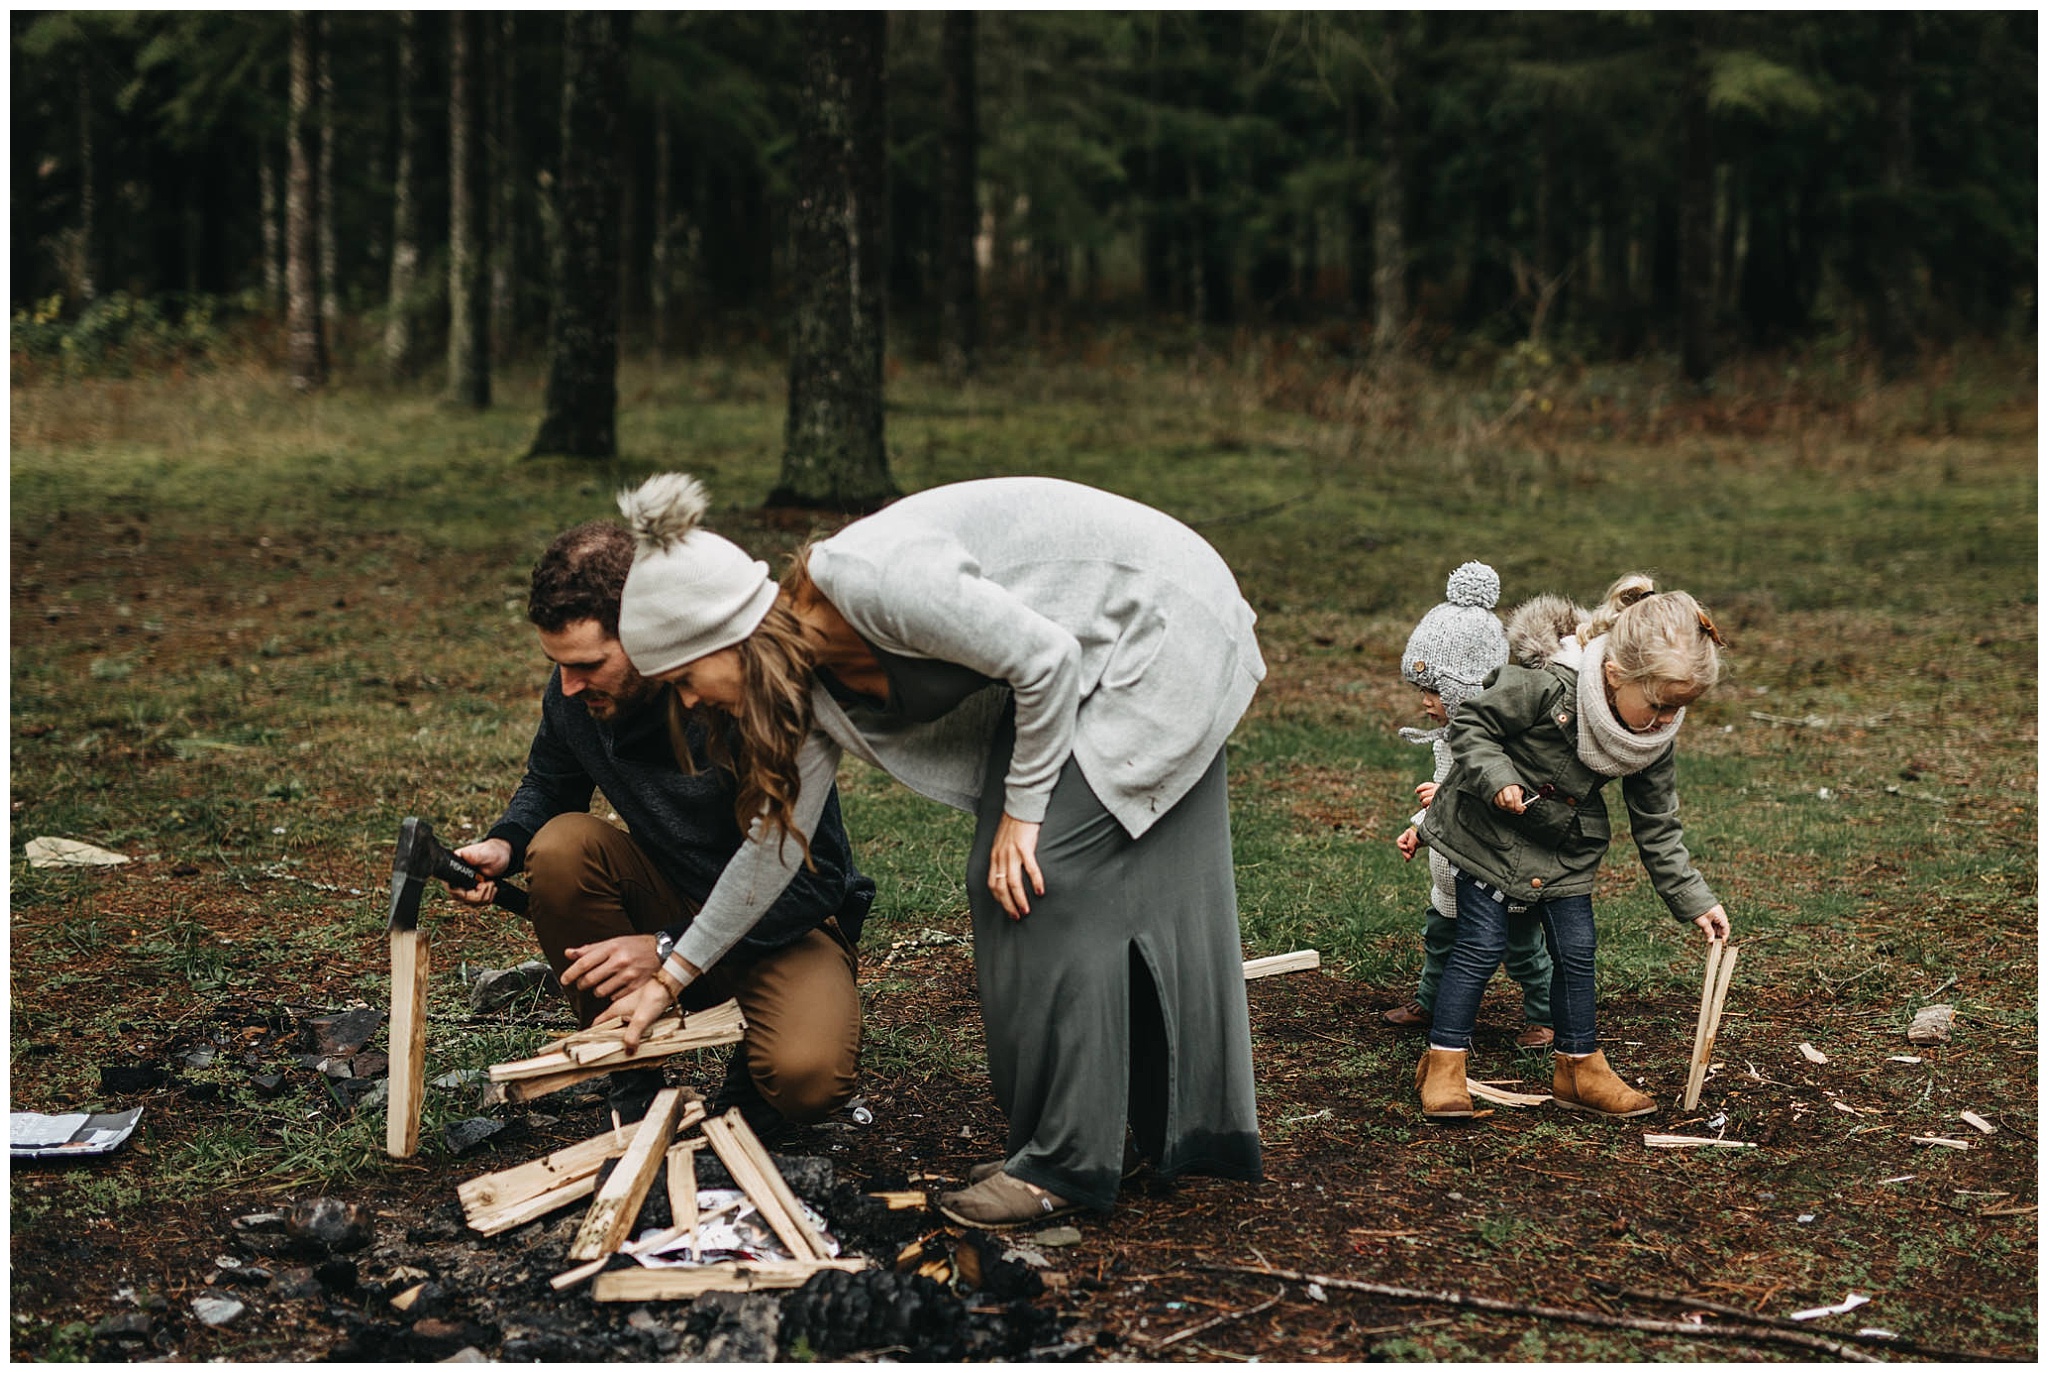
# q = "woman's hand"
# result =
<box><xmin>988</xmin><ymin>814</ymin><xmax>1045</xmax><ymax>920</ymax></box>
<box><xmin>590</xmin><ymin>973</ymin><xmax>684</xmax><ymax>1052</ymax></box>
<box><xmin>1415</xmin><ymin>781</ymin><xmax>1439</xmax><ymax>807</ymax></box>
<box><xmin>1493</xmin><ymin>784</ymin><xmax>1527</xmax><ymax>814</ymax></box>
<box><xmin>562</xmin><ymin>935</ymin><xmax>660</xmax><ymax>1003</ymax></box>
<box><xmin>449</xmin><ymin>837</ymin><xmax>513</xmax><ymax>907</ymax></box>
<box><xmin>1693</xmin><ymin>905</ymin><xmax>1731</xmax><ymax>942</ymax></box>
<box><xmin>1396</xmin><ymin>826</ymin><xmax>1421</xmax><ymax>861</ymax></box>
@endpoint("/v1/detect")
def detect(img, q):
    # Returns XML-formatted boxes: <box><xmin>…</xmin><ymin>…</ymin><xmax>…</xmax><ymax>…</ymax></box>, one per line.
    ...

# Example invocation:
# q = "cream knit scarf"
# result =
<box><xmin>1557</xmin><ymin>634</ymin><xmax>1683</xmax><ymax>777</ymax></box>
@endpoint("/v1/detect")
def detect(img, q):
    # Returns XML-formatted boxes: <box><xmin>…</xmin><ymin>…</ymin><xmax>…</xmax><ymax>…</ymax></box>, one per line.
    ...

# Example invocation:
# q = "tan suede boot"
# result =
<box><xmin>1415</xmin><ymin>1048</ymin><xmax>1474</xmax><ymax>1119</ymax></box>
<box><xmin>1552</xmin><ymin>1050</ymin><xmax>1656</xmax><ymax>1118</ymax></box>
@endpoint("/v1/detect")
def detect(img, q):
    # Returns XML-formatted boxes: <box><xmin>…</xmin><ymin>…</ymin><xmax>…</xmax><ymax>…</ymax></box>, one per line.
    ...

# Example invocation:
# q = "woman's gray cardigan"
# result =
<box><xmin>670</xmin><ymin>476</ymin><xmax>1267</xmax><ymax>975</ymax></box>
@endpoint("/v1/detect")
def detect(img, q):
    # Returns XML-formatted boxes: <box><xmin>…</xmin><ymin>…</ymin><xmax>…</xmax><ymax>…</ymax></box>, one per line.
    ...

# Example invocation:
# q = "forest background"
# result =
<box><xmin>7</xmin><ymin>8</ymin><xmax>2040</xmax><ymax>1364</ymax></box>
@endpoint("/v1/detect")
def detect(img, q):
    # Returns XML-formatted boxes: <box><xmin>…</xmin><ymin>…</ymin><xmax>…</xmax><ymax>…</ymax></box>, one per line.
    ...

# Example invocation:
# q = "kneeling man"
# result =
<box><xmin>452</xmin><ymin>520</ymin><xmax>873</xmax><ymax>1129</ymax></box>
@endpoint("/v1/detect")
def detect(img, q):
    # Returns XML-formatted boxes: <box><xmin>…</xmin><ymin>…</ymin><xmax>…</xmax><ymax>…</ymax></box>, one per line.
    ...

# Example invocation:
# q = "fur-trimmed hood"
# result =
<box><xmin>1504</xmin><ymin>593</ymin><xmax>1587</xmax><ymax>669</ymax></box>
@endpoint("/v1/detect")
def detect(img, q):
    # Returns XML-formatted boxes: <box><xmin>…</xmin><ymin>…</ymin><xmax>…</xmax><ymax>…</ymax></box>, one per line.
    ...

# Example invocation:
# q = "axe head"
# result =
<box><xmin>388</xmin><ymin>816</ymin><xmax>438</xmax><ymax>932</ymax></box>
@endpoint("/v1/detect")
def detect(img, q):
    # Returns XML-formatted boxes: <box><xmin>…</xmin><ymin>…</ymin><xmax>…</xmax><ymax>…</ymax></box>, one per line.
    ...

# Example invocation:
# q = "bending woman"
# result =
<box><xmin>599</xmin><ymin>473</ymin><xmax>1266</xmax><ymax>1227</ymax></box>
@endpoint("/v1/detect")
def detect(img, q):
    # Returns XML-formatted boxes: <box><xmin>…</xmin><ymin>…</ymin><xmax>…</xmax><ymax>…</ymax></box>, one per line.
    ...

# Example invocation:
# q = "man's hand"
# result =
<box><xmin>562</xmin><ymin>934</ymin><xmax>661</xmax><ymax>1004</ymax></box>
<box><xmin>449</xmin><ymin>838</ymin><xmax>514</xmax><ymax>907</ymax></box>
<box><xmin>1693</xmin><ymin>904</ymin><xmax>1731</xmax><ymax>942</ymax></box>
<box><xmin>1396</xmin><ymin>826</ymin><xmax>1421</xmax><ymax>861</ymax></box>
<box><xmin>592</xmin><ymin>973</ymin><xmax>685</xmax><ymax>1052</ymax></box>
<box><xmin>988</xmin><ymin>814</ymin><xmax>1045</xmax><ymax>920</ymax></box>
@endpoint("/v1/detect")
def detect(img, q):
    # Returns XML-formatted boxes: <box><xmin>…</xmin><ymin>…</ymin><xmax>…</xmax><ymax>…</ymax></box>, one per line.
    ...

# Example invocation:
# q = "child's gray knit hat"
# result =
<box><xmin>1401</xmin><ymin>561</ymin><xmax>1508</xmax><ymax>714</ymax></box>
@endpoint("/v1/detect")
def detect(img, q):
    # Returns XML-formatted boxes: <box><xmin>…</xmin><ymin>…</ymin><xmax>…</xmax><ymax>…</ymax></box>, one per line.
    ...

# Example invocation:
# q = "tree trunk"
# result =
<box><xmin>529</xmin><ymin>11</ymin><xmax>627</xmax><ymax>459</ymax></box>
<box><xmin>447</xmin><ymin>10</ymin><xmax>491</xmax><ymax>408</ymax></box>
<box><xmin>74</xmin><ymin>56</ymin><xmax>96</xmax><ymax>304</ymax></box>
<box><xmin>1873</xmin><ymin>14</ymin><xmax>1917</xmax><ymax>380</ymax></box>
<box><xmin>384</xmin><ymin>10</ymin><xmax>421</xmax><ymax>381</ymax></box>
<box><xmin>260</xmin><ymin>142</ymin><xmax>283</xmax><ymax>314</ymax></box>
<box><xmin>490</xmin><ymin>12</ymin><xmax>521</xmax><ymax>360</ymax></box>
<box><xmin>651</xmin><ymin>95</ymin><xmax>673</xmax><ymax>364</ymax></box>
<box><xmin>1370</xmin><ymin>15</ymin><xmax>1407</xmax><ymax>363</ymax></box>
<box><xmin>938</xmin><ymin>10</ymin><xmax>979</xmax><ymax>381</ymax></box>
<box><xmin>318</xmin><ymin>15</ymin><xmax>338</xmax><ymax>325</ymax></box>
<box><xmin>286</xmin><ymin>12</ymin><xmax>327</xmax><ymax>391</ymax></box>
<box><xmin>1677</xmin><ymin>23</ymin><xmax>1715</xmax><ymax>384</ymax></box>
<box><xmin>773</xmin><ymin>12</ymin><xmax>895</xmax><ymax>510</ymax></box>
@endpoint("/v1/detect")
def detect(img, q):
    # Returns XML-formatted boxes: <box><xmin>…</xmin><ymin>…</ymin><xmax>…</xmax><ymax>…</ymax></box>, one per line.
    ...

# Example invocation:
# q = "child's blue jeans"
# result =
<box><xmin>1430</xmin><ymin>874</ymin><xmax>1599</xmax><ymax>1055</ymax></box>
<box><xmin>1414</xmin><ymin>905</ymin><xmax>1552</xmax><ymax>1026</ymax></box>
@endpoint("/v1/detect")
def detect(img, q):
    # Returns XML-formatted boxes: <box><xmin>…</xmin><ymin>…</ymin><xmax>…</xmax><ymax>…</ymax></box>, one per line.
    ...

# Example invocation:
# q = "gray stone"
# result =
<box><xmin>441</xmin><ymin>1117</ymin><xmax>504</xmax><ymax>1156</ymax></box>
<box><xmin>309</xmin><ymin>1007</ymin><xmax>385</xmax><ymax>1057</ymax></box>
<box><xmin>181</xmin><ymin>1044</ymin><xmax>219</xmax><ymax>1069</ymax></box>
<box><xmin>189</xmin><ymin>1295</ymin><xmax>245</xmax><ymax>1327</ymax></box>
<box><xmin>286</xmin><ymin>1197</ymin><xmax>374</xmax><ymax>1252</ymax></box>
<box><xmin>92</xmin><ymin>1311</ymin><xmax>153</xmax><ymax>1340</ymax></box>
<box><xmin>273</xmin><ymin>1267</ymin><xmax>322</xmax><ymax>1301</ymax></box>
<box><xmin>248</xmin><ymin>1072</ymin><xmax>287</xmax><ymax>1098</ymax></box>
<box><xmin>231</xmin><ymin>1210</ymin><xmax>287</xmax><ymax>1233</ymax></box>
<box><xmin>439</xmin><ymin>1348</ymin><xmax>489</xmax><ymax>1363</ymax></box>
<box><xmin>469</xmin><ymin>960</ymin><xmax>558</xmax><ymax>1013</ymax></box>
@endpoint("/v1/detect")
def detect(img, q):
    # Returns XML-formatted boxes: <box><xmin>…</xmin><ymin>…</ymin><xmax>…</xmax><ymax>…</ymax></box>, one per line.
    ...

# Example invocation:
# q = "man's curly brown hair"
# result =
<box><xmin>528</xmin><ymin>520</ymin><xmax>635</xmax><ymax>634</ymax></box>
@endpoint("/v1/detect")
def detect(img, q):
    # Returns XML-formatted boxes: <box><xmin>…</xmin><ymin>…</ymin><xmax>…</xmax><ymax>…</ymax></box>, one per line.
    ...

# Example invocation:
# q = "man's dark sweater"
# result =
<box><xmin>486</xmin><ymin>670</ymin><xmax>872</xmax><ymax>953</ymax></box>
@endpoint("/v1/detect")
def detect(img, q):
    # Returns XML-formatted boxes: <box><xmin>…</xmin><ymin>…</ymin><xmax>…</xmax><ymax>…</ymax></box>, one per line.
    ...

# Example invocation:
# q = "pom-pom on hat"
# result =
<box><xmin>1401</xmin><ymin>561</ymin><xmax>1508</xmax><ymax>714</ymax></box>
<box><xmin>615</xmin><ymin>473</ymin><xmax>779</xmax><ymax>677</ymax></box>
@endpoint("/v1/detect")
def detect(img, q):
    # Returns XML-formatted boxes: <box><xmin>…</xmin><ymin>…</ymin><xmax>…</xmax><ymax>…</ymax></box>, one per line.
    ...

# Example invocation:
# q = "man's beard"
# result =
<box><xmin>582</xmin><ymin>669</ymin><xmax>656</xmax><ymax>722</ymax></box>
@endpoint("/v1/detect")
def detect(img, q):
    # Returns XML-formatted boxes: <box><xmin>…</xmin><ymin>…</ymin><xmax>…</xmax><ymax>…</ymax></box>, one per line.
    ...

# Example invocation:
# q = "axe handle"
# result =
<box><xmin>433</xmin><ymin>849</ymin><xmax>531</xmax><ymax>916</ymax></box>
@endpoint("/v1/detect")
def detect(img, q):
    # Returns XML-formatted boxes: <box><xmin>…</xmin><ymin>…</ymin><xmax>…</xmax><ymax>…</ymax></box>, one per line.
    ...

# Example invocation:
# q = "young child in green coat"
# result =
<box><xmin>1385</xmin><ymin>562</ymin><xmax>1554</xmax><ymax>1046</ymax></box>
<box><xmin>1413</xmin><ymin>574</ymin><xmax>1733</xmax><ymax>1121</ymax></box>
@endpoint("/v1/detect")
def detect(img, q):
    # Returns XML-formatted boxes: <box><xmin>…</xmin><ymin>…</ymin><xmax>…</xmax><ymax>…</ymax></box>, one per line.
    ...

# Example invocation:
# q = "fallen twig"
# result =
<box><xmin>1590</xmin><ymin>1280</ymin><xmax>2005</xmax><ymax>1362</ymax></box>
<box><xmin>1150</xmin><ymin>1285</ymin><xmax>1284</xmax><ymax>1349</ymax></box>
<box><xmin>1191</xmin><ymin>1263</ymin><xmax>1885</xmax><ymax>1362</ymax></box>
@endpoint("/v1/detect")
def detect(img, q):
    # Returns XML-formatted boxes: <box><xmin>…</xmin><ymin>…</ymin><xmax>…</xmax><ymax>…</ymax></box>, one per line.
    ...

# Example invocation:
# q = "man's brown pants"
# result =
<box><xmin>524</xmin><ymin>812</ymin><xmax>861</xmax><ymax>1124</ymax></box>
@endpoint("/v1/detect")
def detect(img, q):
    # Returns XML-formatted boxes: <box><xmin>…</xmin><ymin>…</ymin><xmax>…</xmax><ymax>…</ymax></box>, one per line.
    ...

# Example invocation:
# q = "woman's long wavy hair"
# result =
<box><xmin>665</xmin><ymin>548</ymin><xmax>824</xmax><ymax>864</ymax></box>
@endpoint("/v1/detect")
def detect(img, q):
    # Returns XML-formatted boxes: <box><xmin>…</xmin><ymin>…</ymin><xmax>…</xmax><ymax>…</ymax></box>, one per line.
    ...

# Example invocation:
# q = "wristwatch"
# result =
<box><xmin>655</xmin><ymin>930</ymin><xmax>676</xmax><ymax>964</ymax></box>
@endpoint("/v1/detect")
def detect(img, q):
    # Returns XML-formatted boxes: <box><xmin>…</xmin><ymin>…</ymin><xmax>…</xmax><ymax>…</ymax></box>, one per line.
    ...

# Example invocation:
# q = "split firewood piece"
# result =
<box><xmin>867</xmin><ymin>1191</ymin><xmax>928</xmax><ymax>1211</ymax></box>
<box><xmin>1242</xmin><ymin>949</ymin><xmax>1320</xmax><ymax>980</ymax></box>
<box><xmin>1683</xmin><ymin>942</ymin><xmax>1739</xmax><ymax>1110</ymax></box>
<box><xmin>458</xmin><ymin>1093</ymin><xmax>705</xmax><ymax>1234</ymax></box>
<box><xmin>385</xmin><ymin>928</ymin><xmax>431</xmax><ymax>1158</ymax></box>
<box><xmin>1907</xmin><ymin>1004</ymin><xmax>1955</xmax><ymax>1045</ymax></box>
<box><xmin>1909</xmin><ymin>1135</ymin><xmax>1974</xmax><ymax>1151</ymax></box>
<box><xmin>1958</xmin><ymin>1111</ymin><xmax>1997</xmax><ymax>1135</ymax></box>
<box><xmin>488</xmin><ymin>1001</ymin><xmax>747</xmax><ymax>1082</ymax></box>
<box><xmin>1643</xmin><ymin>1134</ymin><xmax>1757</xmax><ymax>1149</ymax></box>
<box><xmin>702</xmin><ymin>1107</ymin><xmax>829</xmax><ymax>1262</ymax></box>
<box><xmin>542</xmin><ymin>1013</ymin><xmax>685</xmax><ymax>1054</ymax></box>
<box><xmin>1681</xmin><ymin>939</ymin><xmax>1725</xmax><ymax>1110</ymax></box>
<box><xmin>1465</xmin><ymin>1080</ymin><xmax>1550</xmax><ymax>1108</ymax></box>
<box><xmin>568</xmin><ymin>1088</ymin><xmax>689</xmax><ymax>1261</ymax></box>
<box><xmin>591</xmin><ymin>1259</ymin><xmax>868</xmax><ymax>1303</ymax></box>
<box><xmin>666</xmin><ymin>1140</ymin><xmax>702</xmax><ymax>1249</ymax></box>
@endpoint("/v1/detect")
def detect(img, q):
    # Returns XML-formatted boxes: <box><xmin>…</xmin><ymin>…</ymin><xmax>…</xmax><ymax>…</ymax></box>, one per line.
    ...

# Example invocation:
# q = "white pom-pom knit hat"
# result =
<box><xmin>615</xmin><ymin>473</ymin><xmax>779</xmax><ymax>676</ymax></box>
<box><xmin>1400</xmin><ymin>561</ymin><xmax>1508</xmax><ymax>716</ymax></box>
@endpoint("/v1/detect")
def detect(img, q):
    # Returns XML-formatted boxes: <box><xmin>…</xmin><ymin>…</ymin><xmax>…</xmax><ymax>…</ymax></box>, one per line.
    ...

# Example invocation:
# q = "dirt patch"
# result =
<box><xmin>9</xmin><ymin>929</ymin><xmax>2036</xmax><ymax>1362</ymax></box>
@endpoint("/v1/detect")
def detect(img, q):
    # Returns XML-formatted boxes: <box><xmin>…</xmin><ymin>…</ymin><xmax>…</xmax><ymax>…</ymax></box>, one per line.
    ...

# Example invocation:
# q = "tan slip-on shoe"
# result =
<box><xmin>1515</xmin><ymin>1022</ymin><xmax>1556</xmax><ymax>1049</ymax></box>
<box><xmin>937</xmin><ymin>1171</ymin><xmax>1081</xmax><ymax>1229</ymax></box>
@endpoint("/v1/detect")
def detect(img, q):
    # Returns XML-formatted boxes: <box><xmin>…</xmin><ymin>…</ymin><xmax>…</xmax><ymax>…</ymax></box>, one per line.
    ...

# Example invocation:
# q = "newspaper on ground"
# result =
<box><xmin>11</xmin><ymin>1107</ymin><xmax>144</xmax><ymax>1159</ymax></box>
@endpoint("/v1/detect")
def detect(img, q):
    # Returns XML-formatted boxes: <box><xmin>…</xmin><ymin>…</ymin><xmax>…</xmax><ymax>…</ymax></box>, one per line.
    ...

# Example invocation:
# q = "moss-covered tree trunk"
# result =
<box><xmin>447</xmin><ymin>10</ymin><xmax>491</xmax><ymax>408</ymax></box>
<box><xmin>1370</xmin><ymin>15</ymin><xmax>1407</xmax><ymax>364</ymax></box>
<box><xmin>489</xmin><ymin>13</ymin><xmax>520</xmax><ymax>360</ymax></box>
<box><xmin>529</xmin><ymin>11</ymin><xmax>626</xmax><ymax>459</ymax></box>
<box><xmin>772</xmin><ymin>12</ymin><xmax>895</xmax><ymax>511</ymax></box>
<box><xmin>383</xmin><ymin>10</ymin><xmax>420</xmax><ymax>381</ymax></box>
<box><xmin>938</xmin><ymin>11</ymin><xmax>979</xmax><ymax>383</ymax></box>
<box><xmin>317</xmin><ymin>15</ymin><xmax>338</xmax><ymax>326</ymax></box>
<box><xmin>286</xmin><ymin>11</ymin><xmax>326</xmax><ymax>392</ymax></box>
<box><xmin>1873</xmin><ymin>14</ymin><xmax>1918</xmax><ymax>381</ymax></box>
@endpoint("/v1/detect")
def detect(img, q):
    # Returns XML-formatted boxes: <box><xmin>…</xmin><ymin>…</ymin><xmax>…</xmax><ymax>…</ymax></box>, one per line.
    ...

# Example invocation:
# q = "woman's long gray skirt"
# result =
<box><xmin>965</xmin><ymin>714</ymin><xmax>1262</xmax><ymax>1212</ymax></box>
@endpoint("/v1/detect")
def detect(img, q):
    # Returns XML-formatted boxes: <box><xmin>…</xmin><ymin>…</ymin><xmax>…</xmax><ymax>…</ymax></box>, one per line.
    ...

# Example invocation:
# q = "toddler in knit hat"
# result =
<box><xmin>1384</xmin><ymin>562</ymin><xmax>1555</xmax><ymax>1046</ymax></box>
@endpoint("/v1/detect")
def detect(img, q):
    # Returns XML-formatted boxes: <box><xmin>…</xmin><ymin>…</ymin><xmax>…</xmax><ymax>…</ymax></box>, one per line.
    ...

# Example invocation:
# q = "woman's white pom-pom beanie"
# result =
<box><xmin>615</xmin><ymin>473</ymin><xmax>779</xmax><ymax>676</ymax></box>
<box><xmin>1400</xmin><ymin>560</ymin><xmax>1509</xmax><ymax>714</ymax></box>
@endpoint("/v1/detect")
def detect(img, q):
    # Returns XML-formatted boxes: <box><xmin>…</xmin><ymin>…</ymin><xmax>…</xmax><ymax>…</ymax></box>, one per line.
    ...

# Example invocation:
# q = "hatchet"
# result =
<box><xmin>385</xmin><ymin>817</ymin><xmax>530</xmax><ymax>1158</ymax></box>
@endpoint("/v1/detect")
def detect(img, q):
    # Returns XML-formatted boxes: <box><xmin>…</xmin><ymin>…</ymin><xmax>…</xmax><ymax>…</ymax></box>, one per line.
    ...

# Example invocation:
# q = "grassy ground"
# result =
<box><xmin>9</xmin><ymin>344</ymin><xmax>2037</xmax><ymax>1359</ymax></box>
